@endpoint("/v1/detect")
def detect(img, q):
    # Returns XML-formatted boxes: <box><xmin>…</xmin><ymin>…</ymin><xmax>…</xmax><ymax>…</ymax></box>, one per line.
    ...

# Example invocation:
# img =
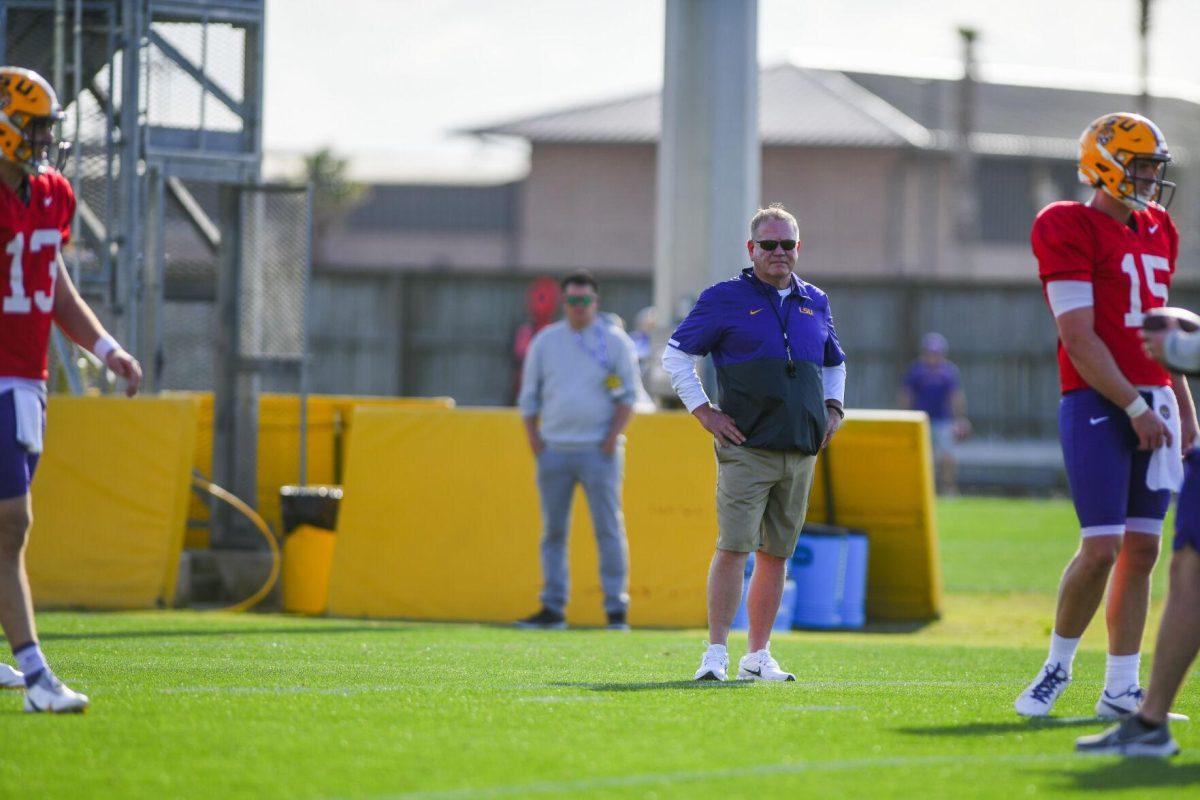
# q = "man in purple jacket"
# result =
<box><xmin>899</xmin><ymin>332</ymin><xmax>971</xmax><ymax>493</ymax></box>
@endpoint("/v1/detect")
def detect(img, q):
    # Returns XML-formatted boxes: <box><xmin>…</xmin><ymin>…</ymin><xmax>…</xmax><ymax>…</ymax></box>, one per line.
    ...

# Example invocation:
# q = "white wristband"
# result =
<box><xmin>1124</xmin><ymin>395</ymin><xmax>1150</xmax><ymax>418</ymax></box>
<box><xmin>93</xmin><ymin>334</ymin><xmax>120</xmax><ymax>362</ymax></box>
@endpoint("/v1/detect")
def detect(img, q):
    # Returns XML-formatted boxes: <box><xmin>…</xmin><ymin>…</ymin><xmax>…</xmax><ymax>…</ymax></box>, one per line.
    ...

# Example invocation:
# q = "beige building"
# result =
<box><xmin>298</xmin><ymin>65</ymin><xmax>1200</xmax><ymax>445</ymax></box>
<box><xmin>321</xmin><ymin>63</ymin><xmax>1200</xmax><ymax>283</ymax></box>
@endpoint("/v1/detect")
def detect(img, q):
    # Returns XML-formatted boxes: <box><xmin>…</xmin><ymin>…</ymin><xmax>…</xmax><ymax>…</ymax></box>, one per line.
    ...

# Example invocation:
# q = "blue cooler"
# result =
<box><xmin>731</xmin><ymin>572</ymin><xmax>798</xmax><ymax>632</ymax></box>
<box><xmin>790</xmin><ymin>523</ymin><xmax>868</xmax><ymax>629</ymax></box>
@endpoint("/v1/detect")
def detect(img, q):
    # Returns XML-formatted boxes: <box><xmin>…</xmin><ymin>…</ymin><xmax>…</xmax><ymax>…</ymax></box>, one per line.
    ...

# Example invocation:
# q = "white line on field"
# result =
<box><xmin>777</xmin><ymin>704</ymin><xmax>860</xmax><ymax>712</ymax></box>
<box><xmin>515</xmin><ymin>695</ymin><xmax>609</xmax><ymax>703</ymax></box>
<box><xmin>360</xmin><ymin>753</ymin><xmax>1068</xmax><ymax>800</ymax></box>
<box><xmin>159</xmin><ymin>686</ymin><xmax>407</xmax><ymax>696</ymax></box>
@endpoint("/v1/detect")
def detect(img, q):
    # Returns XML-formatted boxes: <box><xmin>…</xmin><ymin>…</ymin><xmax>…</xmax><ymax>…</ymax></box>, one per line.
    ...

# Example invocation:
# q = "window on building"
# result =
<box><xmin>977</xmin><ymin>158</ymin><xmax>1080</xmax><ymax>242</ymax></box>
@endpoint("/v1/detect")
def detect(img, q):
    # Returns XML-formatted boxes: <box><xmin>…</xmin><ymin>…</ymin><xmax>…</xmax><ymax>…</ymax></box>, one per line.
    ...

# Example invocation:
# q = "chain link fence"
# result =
<box><xmin>239</xmin><ymin>187</ymin><xmax>311</xmax><ymax>363</ymax></box>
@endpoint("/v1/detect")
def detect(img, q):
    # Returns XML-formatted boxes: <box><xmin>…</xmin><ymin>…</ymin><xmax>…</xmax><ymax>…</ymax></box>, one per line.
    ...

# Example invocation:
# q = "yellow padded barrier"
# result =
<box><xmin>256</xmin><ymin>395</ymin><xmax>338</xmax><ymax>538</ymax></box>
<box><xmin>327</xmin><ymin>407</ymin><xmax>940</xmax><ymax>626</ymax></box>
<box><xmin>26</xmin><ymin>396</ymin><xmax>198</xmax><ymax>608</ymax></box>
<box><xmin>808</xmin><ymin>410</ymin><xmax>942</xmax><ymax>620</ymax></box>
<box><xmin>179</xmin><ymin>393</ymin><xmax>454</xmax><ymax>546</ymax></box>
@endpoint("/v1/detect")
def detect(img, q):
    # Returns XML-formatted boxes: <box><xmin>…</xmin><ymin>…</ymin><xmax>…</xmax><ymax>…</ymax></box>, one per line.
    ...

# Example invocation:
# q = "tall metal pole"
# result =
<box><xmin>118</xmin><ymin>0</ymin><xmax>142</xmax><ymax>356</ymax></box>
<box><xmin>71</xmin><ymin>0</ymin><xmax>83</xmax><ymax>284</ymax></box>
<box><xmin>955</xmin><ymin>27</ymin><xmax>980</xmax><ymax>250</ymax></box>
<box><xmin>1138</xmin><ymin>0</ymin><xmax>1152</xmax><ymax>116</ymax></box>
<box><xmin>53</xmin><ymin>0</ymin><xmax>64</xmax><ymax>109</ymax></box>
<box><xmin>654</xmin><ymin>0</ymin><xmax>759</xmax><ymax>329</ymax></box>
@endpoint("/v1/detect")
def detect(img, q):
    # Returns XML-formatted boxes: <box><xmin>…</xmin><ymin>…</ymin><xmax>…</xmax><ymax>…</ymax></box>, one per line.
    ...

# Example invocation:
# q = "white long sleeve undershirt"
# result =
<box><xmin>661</xmin><ymin>344</ymin><xmax>846</xmax><ymax>413</ymax></box>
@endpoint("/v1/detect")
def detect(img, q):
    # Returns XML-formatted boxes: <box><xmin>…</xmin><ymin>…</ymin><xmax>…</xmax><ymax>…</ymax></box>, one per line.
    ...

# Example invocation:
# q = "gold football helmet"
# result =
<box><xmin>0</xmin><ymin>67</ymin><xmax>64</xmax><ymax>174</ymax></box>
<box><xmin>1078</xmin><ymin>112</ymin><xmax>1174</xmax><ymax>210</ymax></box>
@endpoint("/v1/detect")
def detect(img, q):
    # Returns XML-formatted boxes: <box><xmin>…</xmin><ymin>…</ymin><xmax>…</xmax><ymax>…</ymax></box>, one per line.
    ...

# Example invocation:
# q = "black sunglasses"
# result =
<box><xmin>756</xmin><ymin>239</ymin><xmax>797</xmax><ymax>252</ymax></box>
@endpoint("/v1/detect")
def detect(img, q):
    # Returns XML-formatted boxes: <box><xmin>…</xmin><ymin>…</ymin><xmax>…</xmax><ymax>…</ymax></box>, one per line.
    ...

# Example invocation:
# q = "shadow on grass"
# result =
<box><xmin>41</xmin><ymin>624</ymin><xmax>432</xmax><ymax>641</ymax></box>
<box><xmin>551</xmin><ymin>680</ymin><xmax>754</xmax><ymax>692</ymax></box>
<box><xmin>898</xmin><ymin>717</ymin><xmax>1106</xmax><ymax>737</ymax></box>
<box><xmin>1045</xmin><ymin>760</ymin><xmax>1200</xmax><ymax>791</ymax></box>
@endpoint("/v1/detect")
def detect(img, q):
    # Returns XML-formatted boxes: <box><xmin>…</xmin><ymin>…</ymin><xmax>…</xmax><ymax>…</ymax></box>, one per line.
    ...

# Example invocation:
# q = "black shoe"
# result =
<box><xmin>515</xmin><ymin>607</ymin><xmax>567</xmax><ymax>630</ymax></box>
<box><xmin>606</xmin><ymin>610</ymin><xmax>630</xmax><ymax>631</ymax></box>
<box><xmin>1075</xmin><ymin>715</ymin><xmax>1180</xmax><ymax>757</ymax></box>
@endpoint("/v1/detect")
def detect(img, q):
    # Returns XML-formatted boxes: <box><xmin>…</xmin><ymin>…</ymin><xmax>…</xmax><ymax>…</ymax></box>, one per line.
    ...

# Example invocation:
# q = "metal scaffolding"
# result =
<box><xmin>1</xmin><ymin>1</ymin><xmax>312</xmax><ymax>550</ymax></box>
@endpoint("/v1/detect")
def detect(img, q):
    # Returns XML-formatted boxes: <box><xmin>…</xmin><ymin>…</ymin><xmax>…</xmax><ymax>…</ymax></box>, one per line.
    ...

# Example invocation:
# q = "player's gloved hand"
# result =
<box><xmin>106</xmin><ymin>349</ymin><xmax>142</xmax><ymax>397</ymax></box>
<box><xmin>694</xmin><ymin>404</ymin><xmax>746</xmax><ymax>448</ymax></box>
<box><xmin>1130</xmin><ymin>406</ymin><xmax>1171</xmax><ymax>451</ymax></box>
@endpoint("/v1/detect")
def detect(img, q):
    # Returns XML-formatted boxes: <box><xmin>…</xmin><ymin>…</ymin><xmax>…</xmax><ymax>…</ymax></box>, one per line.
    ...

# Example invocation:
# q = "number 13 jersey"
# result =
<box><xmin>1033</xmin><ymin>200</ymin><xmax>1178</xmax><ymax>394</ymax></box>
<box><xmin>0</xmin><ymin>171</ymin><xmax>75</xmax><ymax>380</ymax></box>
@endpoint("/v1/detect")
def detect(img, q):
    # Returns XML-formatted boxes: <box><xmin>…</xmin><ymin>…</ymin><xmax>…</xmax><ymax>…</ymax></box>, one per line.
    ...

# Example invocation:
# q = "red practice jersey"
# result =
<box><xmin>1033</xmin><ymin>201</ymin><xmax>1179</xmax><ymax>394</ymax></box>
<box><xmin>0</xmin><ymin>171</ymin><xmax>74</xmax><ymax>380</ymax></box>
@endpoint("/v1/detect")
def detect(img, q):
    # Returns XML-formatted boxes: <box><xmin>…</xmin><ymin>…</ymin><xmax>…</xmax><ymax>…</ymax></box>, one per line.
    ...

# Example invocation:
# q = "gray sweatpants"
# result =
<box><xmin>535</xmin><ymin>446</ymin><xmax>630</xmax><ymax>616</ymax></box>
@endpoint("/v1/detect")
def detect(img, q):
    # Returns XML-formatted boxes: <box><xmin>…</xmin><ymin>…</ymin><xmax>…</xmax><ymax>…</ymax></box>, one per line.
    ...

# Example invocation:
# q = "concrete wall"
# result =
<box><xmin>316</xmin><ymin>231</ymin><xmax>515</xmax><ymax>272</ymax></box>
<box><xmin>516</xmin><ymin>143</ymin><xmax>658</xmax><ymax>273</ymax></box>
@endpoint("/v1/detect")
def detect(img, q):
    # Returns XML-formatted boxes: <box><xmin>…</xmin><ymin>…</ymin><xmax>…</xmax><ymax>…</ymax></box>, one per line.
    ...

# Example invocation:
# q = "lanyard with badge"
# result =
<box><xmin>574</xmin><ymin>327</ymin><xmax>624</xmax><ymax>399</ymax></box>
<box><xmin>758</xmin><ymin>280</ymin><xmax>799</xmax><ymax>378</ymax></box>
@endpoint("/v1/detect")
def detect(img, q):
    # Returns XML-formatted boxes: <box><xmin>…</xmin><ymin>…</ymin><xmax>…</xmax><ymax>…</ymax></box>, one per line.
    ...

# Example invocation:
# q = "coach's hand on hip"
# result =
<box><xmin>693</xmin><ymin>404</ymin><xmax>746</xmax><ymax>447</ymax></box>
<box><xmin>821</xmin><ymin>401</ymin><xmax>844</xmax><ymax>450</ymax></box>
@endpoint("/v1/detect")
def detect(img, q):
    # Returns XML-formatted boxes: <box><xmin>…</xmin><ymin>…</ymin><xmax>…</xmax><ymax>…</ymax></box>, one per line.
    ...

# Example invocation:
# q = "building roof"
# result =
<box><xmin>470</xmin><ymin>62</ymin><xmax>1200</xmax><ymax>161</ymax></box>
<box><xmin>469</xmin><ymin>64</ymin><xmax>925</xmax><ymax>149</ymax></box>
<box><xmin>340</xmin><ymin>182</ymin><xmax>519</xmax><ymax>233</ymax></box>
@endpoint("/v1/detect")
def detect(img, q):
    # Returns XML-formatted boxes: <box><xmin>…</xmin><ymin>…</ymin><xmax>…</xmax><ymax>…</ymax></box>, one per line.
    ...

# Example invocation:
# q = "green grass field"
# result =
<box><xmin>2</xmin><ymin>496</ymin><xmax>1198</xmax><ymax>799</ymax></box>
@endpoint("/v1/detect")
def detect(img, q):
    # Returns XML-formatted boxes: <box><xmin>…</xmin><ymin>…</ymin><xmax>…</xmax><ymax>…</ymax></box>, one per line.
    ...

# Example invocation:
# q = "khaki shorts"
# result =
<box><xmin>715</xmin><ymin>443</ymin><xmax>817</xmax><ymax>559</ymax></box>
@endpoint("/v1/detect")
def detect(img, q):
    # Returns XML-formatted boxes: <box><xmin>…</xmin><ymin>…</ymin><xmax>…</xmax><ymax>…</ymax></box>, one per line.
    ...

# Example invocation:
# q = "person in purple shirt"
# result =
<box><xmin>899</xmin><ymin>332</ymin><xmax>971</xmax><ymax>494</ymax></box>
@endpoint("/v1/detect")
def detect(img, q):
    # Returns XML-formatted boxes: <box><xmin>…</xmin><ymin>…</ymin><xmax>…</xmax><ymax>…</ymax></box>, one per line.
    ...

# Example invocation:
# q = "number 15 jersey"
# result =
<box><xmin>1033</xmin><ymin>200</ymin><xmax>1178</xmax><ymax>394</ymax></box>
<box><xmin>0</xmin><ymin>171</ymin><xmax>75</xmax><ymax>380</ymax></box>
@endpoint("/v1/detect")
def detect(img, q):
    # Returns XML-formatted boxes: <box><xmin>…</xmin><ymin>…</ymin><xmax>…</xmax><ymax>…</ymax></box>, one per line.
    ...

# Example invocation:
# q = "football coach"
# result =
<box><xmin>662</xmin><ymin>203</ymin><xmax>846</xmax><ymax>683</ymax></box>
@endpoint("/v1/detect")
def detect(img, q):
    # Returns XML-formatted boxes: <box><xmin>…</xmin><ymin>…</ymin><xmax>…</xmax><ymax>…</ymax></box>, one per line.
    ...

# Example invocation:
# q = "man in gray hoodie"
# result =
<box><xmin>516</xmin><ymin>271</ymin><xmax>644</xmax><ymax>630</ymax></box>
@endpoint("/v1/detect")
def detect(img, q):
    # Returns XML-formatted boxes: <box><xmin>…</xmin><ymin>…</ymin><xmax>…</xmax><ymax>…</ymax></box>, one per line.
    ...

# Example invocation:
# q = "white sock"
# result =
<box><xmin>13</xmin><ymin>642</ymin><xmax>48</xmax><ymax>686</ymax></box>
<box><xmin>1105</xmin><ymin>653</ymin><xmax>1141</xmax><ymax>693</ymax></box>
<box><xmin>706</xmin><ymin>642</ymin><xmax>727</xmax><ymax>657</ymax></box>
<box><xmin>1047</xmin><ymin>632</ymin><xmax>1081</xmax><ymax>673</ymax></box>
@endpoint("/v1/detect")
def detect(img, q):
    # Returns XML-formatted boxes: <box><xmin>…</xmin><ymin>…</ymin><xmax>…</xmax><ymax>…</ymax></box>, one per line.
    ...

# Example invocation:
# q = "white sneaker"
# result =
<box><xmin>1015</xmin><ymin>661</ymin><xmax>1071</xmax><ymax>717</ymax></box>
<box><xmin>694</xmin><ymin>645</ymin><xmax>728</xmax><ymax>681</ymax></box>
<box><xmin>24</xmin><ymin>673</ymin><xmax>89</xmax><ymax>714</ymax></box>
<box><xmin>0</xmin><ymin>662</ymin><xmax>23</xmax><ymax>689</ymax></box>
<box><xmin>1096</xmin><ymin>685</ymin><xmax>1190</xmax><ymax>721</ymax></box>
<box><xmin>737</xmin><ymin>647</ymin><xmax>796</xmax><ymax>681</ymax></box>
<box><xmin>1097</xmin><ymin>685</ymin><xmax>1144</xmax><ymax>719</ymax></box>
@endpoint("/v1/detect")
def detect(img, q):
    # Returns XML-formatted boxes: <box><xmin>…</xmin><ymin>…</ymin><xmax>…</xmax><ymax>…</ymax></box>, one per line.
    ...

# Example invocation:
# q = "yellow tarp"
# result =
<box><xmin>26</xmin><ymin>396</ymin><xmax>198</xmax><ymax>608</ymax></box>
<box><xmin>328</xmin><ymin>407</ymin><xmax>940</xmax><ymax>626</ymax></box>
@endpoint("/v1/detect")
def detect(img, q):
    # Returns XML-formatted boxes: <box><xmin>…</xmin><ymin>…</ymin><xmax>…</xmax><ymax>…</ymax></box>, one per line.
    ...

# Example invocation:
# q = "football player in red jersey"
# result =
<box><xmin>0</xmin><ymin>67</ymin><xmax>141</xmax><ymax>713</ymax></box>
<box><xmin>1016</xmin><ymin>113</ymin><xmax>1197</xmax><ymax>719</ymax></box>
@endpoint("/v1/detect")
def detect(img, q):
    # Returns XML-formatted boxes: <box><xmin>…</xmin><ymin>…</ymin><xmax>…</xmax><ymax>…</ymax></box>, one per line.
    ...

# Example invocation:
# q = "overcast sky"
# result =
<box><xmin>261</xmin><ymin>0</ymin><xmax>1200</xmax><ymax>181</ymax></box>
